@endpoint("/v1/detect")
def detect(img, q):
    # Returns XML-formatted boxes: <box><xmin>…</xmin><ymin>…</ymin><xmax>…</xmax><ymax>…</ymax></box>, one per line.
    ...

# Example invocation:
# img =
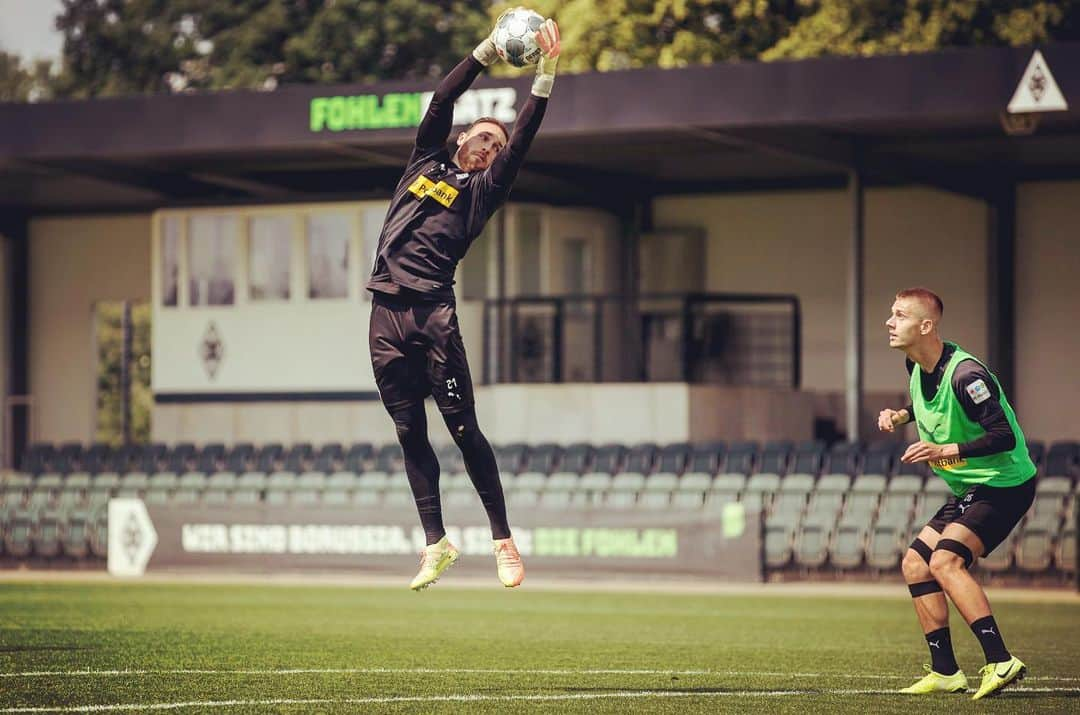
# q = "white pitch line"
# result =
<box><xmin>3</xmin><ymin>688</ymin><xmax>1080</xmax><ymax>713</ymax></box>
<box><xmin>3</xmin><ymin>667</ymin><xmax>1079</xmax><ymax>682</ymax></box>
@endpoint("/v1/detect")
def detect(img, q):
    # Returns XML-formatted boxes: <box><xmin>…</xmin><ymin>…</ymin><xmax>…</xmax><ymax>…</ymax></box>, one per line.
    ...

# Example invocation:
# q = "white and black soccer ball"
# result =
<box><xmin>493</xmin><ymin>8</ymin><xmax>545</xmax><ymax>68</ymax></box>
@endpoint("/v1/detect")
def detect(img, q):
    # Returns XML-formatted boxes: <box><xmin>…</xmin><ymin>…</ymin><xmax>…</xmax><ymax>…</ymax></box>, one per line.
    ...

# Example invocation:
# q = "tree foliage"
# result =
<box><xmin>0</xmin><ymin>51</ymin><xmax>53</xmax><ymax>102</ymax></box>
<box><xmin>30</xmin><ymin>0</ymin><xmax>1080</xmax><ymax>99</ymax></box>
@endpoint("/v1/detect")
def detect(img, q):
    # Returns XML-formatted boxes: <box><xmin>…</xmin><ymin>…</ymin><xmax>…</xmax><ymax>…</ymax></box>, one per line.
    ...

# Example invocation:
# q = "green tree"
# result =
<box><xmin>490</xmin><ymin>0</ymin><xmax>812</xmax><ymax>75</ymax></box>
<box><xmin>763</xmin><ymin>0</ymin><xmax>1080</xmax><ymax>60</ymax></box>
<box><xmin>0</xmin><ymin>51</ymin><xmax>53</xmax><ymax>102</ymax></box>
<box><xmin>95</xmin><ymin>302</ymin><xmax>152</xmax><ymax>445</ymax></box>
<box><xmin>51</xmin><ymin>0</ymin><xmax>489</xmax><ymax>98</ymax></box>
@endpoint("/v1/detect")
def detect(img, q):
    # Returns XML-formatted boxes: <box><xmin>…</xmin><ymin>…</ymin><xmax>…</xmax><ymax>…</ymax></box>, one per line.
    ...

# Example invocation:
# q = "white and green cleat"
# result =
<box><xmin>899</xmin><ymin>664</ymin><xmax>969</xmax><ymax>694</ymax></box>
<box><xmin>971</xmin><ymin>655</ymin><xmax>1026</xmax><ymax>700</ymax></box>
<box><xmin>409</xmin><ymin>536</ymin><xmax>460</xmax><ymax>591</ymax></box>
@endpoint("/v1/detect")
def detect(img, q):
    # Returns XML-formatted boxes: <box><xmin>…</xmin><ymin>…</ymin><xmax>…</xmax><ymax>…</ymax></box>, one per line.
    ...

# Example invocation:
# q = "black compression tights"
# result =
<box><xmin>390</xmin><ymin>404</ymin><xmax>511</xmax><ymax>545</ymax></box>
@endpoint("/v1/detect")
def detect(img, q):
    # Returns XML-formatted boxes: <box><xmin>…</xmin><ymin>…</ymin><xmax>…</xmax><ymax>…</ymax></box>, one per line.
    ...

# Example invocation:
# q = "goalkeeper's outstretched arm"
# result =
<box><xmin>486</xmin><ymin>18</ymin><xmax>561</xmax><ymax>193</ymax></box>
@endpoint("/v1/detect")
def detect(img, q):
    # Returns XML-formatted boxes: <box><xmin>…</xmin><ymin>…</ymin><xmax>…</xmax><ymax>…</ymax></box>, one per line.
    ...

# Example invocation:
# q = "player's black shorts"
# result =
<box><xmin>368</xmin><ymin>292</ymin><xmax>474</xmax><ymax>415</ymax></box>
<box><xmin>925</xmin><ymin>476</ymin><xmax>1037</xmax><ymax>556</ymax></box>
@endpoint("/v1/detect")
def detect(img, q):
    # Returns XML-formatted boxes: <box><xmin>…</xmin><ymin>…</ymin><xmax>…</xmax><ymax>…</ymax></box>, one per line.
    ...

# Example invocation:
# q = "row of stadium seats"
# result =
<box><xmin>17</xmin><ymin>439</ymin><xmax>1080</xmax><ymax>479</ymax></box>
<box><xmin>1</xmin><ymin>468</ymin><xmax>1075</xmax><ymax>577</ymax></box>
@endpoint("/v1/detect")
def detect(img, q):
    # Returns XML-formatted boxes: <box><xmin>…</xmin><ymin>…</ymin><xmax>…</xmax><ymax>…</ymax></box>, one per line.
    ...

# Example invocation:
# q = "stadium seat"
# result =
<box><xmin>511</xmin><ymin>489</ymin><xmax>540</xmax><ymax>509</ymax></box>
<box><xmin>119</xmin><ymin>472</ymin><xmax>150</xmax><ymax>493</ymax></box>
<box><xmin>373</xmin><ymin>444</ymin><xmax>402</xmax><ymax>473</ymax></box>
<box><xmin>622</xmin><ymin>443</ymin><xmax>658</xmax><ymax>475</ymax></box>
<box><xmin>88</xmin><ymin>509</ymin><xmax>109</xmax><ymax>558</ymax></box>
<box><xmin>1055</xmin><ymin>501</ymin><xmax>1076</xmax><ymax>575</ymax></box>
<box><xmin>655</xmin><ymin>443</ymin><xmax>690</xmax><ymax>476</ymax></box>
<box><xmin>590</xmin><ymin>444</ymin><xmax>626</xmax><ymax>476</ymax></box>
<box><xmin>148</xmin><ymin>471</ymin><xmax>179</xmax><ymax>492</ymax></box>
<box><xmin>519</xmin><ymin>443</ymin><xmax>561</xmax><ymax>475</ymax></box>
<box><xmin>558</xmin><ymin>443</ymin><xmax>592</xmax><ymax>475</ymax></box>
<box><xmin>544</xmin><ymin>472</ymin><xmax>579</xmax><ymax>492</ymax></box>
<box><xmin>225</xmin><ymin>443</ymin><xmax>256</xmax><ymax>473</ymax></box>
<box><xmin>706</xmin><ymin>473</ymin><xmax>745</xmax><ymax>509</ymax></box>
<box><xmin>134</xmin><ymin>443</ymin><xmax>168</xmax><ymax>473</ymax></box>
<box><xmin>4</xmin><ymin>509</ymin><xmax>34</xmax><ymax>558</ymax></box>
<box><xmin>790</xmin><ymin>440</ymin><xmax>826</xmax><ymax>476</ymax></box>
<box><xmin>1015</xmin><ymin>525</ymin><xmax>1055</xmax><ymax>572</ymax></box>
<box><xmin>865</xmin><ymin>523</ymin><xmax>906</xmax><ymax>571</ymax></box>
<box><xmin>178</xmin><ymin>471</ymin><xmax>208</xmax><ymax>491</ymax></box>
<box><xmin>495</xmin><ymin>443</ymin><xmax>528</xmax><ymax>475</ymax></box>
<box><xmin>606</xmin><ymin>472</ymin><xmax>646</xmax><ymax>510</ymax></box>
<box><xmin>193</xmin><ymin>443</ymin><xmax>224</xmax><ymax>473</ymax></box>
<box><xmin>255</xmin><ymin>443</ymin><xmax>285</xmax><ymax>473</ymax></box>
<box><xmin>60</xmin><ymin>509</ymin><xmax>91</xmax><ymax>558</ymax></box>
<box><xmin>312</xmin><ymin>443</ymin><xmax>344</xmax><ymax>473</ymax></box>
<box><xmin>757</xmin><ymin>440</ymin><xmax>793</xmax><ymax>476</ymax></box>
<box><xmin>166</xmin><ymin>443</ymin><xmax>197</xmax><ymax>473</ymax></box>
<box><xmin>826</xmin><ymin>441</ymin><xmax>862</xmax><ymax>476</ymax></box>
<box><xmin>685</xmin><ymin>441</ymin><xmax>725</xmax><ymax>478</ymax></box>
<box><xmin>513</xmin><ymin>472</ymin><xmax>547</xmax><ymax>493</ymax></box>
<box><xmin>577</xmin><ymin>472</ymin><xmax>613</xmax><ymax>509</ymax></box>
<box><xmin>81</xmin><ymin>443</ymin><xmax>113</xmax><ymax>475</ymax></box>
<box><xmin>724</xmin><ymin>441</ymin><xmax>758</xmax><ymax>476</ymax></box>
<box><xmin>19</xmin><ymin>443</ymin><xmax>55</xmax><ymax>475</ymax></box>
<box><xmin>1045</xmin><ymin>441</ymin><xmax>1079</xmax><ymax>478</ymax></box>
<box><xmin>326</xmin><ymin>471</ymin><xmax>358</xmax><ymax>492</ymax></box>
<box><xmin>794</xmin><ymin>518</ymin><xmax>833</xmax><ymax>570</ymax></box>
<box><xmin>344</xmin><ymin>443</ymin><xmax>374</xmax><ymax>473</ymax></box>
<box><xmin>538</xmin><ymin>489</ymin><xmax>572</xmax><ymax>510</ymax></box>
<box><xmin>741</xmin><ymin>472</ymin><xmax>781</xmax><ymax>513</ymax></box>
<box><xmin>32</xmin><ymin>509</ymin><xmax>63</xmax><ymax>558</ymax></box>
<box><xmin>144</xmin><ymin>489</ymin><xmax>169</xmax><ymax>506</ymax></box>
<box><xmin>860</xmin><ymin>441</ymin><xmax>896</xmax><ymax>477</ymax></box>
<box><xmin>1026</xmin><ymin>477</ymin><xmax>1072</xmax><ymax>531</ymax></box>
<box><xmin>979</xmin><ymin>530</ymin><xmax>1018</xmax><ymax>573</ymax></box>
<box><xmin>322</xmin><ymin>489</ymin><xmax>349</xmax><ymax>507</ymax></box>
<box><xmin>56</xmin><ymin>442</ymin><xmax>85</xmax><ymax>473</ymax></box>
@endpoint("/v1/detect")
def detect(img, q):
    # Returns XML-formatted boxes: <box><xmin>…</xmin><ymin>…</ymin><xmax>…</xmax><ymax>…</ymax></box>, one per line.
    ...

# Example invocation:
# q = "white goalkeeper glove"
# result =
<box><xmin>473</xmin><ymin>7</ymin><xmax>517</xmax><ymax>66</ymax></box>
<box><xmin>532</xmin><ymin>18</ymin><xmax>560</xmax><ymax>98</ymax></box>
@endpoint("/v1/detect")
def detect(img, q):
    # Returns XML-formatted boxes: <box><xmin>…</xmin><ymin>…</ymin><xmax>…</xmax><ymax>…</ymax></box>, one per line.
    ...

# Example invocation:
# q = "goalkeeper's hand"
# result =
<box><xmin>473</xmin><ymin>7</ymin><xmax>517</xmax><ymax>66</ymax></box>
<box><xmin>532</xmin><ymin>18</ymin><xmax>560</xmax><ymax>98</ymax></box>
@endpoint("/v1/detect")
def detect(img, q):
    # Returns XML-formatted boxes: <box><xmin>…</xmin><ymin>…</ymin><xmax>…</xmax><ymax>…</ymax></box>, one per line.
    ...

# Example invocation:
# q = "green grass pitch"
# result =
<box><xmin>1</xmin><ymin>578</ymin><xmax>1078</xmax><ymax>713</ymax></box>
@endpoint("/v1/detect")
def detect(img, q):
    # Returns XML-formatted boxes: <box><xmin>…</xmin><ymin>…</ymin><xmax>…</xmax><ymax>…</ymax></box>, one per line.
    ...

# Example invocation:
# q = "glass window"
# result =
<box><xmin>563</xmin><ymin>238</ymin><xmax>591</xmax><ymax>295</ymax></box>
<box><xmin>516</xmin><ymin>209</ymin><xmax>541</xmax><ymax>296</ymax></box>
<box><xmin>249</xmin><ymin>215</ymin><xmax>292</xmax><ymax>301</ymax></box>
<box><xmin>307</xmin><ymin>213</ymin><xmax>350</xmax><ymax>299</ymax></box>
<box><xmin>189</xmin><ymin>215</ymin><xmax>238</xmax><ymax>306</ymax></box>
<box><xmin>161</xmin><ymin>217</ymin><xmax>180</xmax><ymax>306</ymax></box>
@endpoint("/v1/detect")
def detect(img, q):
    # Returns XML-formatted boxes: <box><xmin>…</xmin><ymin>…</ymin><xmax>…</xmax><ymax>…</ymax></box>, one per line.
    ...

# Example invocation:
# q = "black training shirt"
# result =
<box><xmin>367</xmin><ymin>56</ymin><xmax>547</xmax><ymax>301</ymax></box>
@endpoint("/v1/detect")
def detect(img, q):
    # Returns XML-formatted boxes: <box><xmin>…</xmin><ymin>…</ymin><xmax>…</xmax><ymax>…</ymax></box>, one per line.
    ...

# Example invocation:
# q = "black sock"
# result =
<box><xmin>443</xmin><ymin>408</ymin><xmax>511</xmax><ymax>540</ymax></box>
<box><xmin>391</xmin><ymin>404</ymin><xmax>445</xmax><ymax>545</ymax></box>
<box><xmin>925</xmin><ymin>627</ymin><xmax>959</xmax><ymax>675</ymax></box>
<box><xmin>970</xmin><ymin>615</ymin><xmax>1011</xmax><ymax>663</ymax></box>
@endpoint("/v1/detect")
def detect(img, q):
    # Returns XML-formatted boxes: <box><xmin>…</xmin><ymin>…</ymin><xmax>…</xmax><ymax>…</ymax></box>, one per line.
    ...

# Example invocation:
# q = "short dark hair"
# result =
<box><xmin>464</xmin><ymin>116</ymin><xmax>509</xmax><ymax>143</ymax></box>
<box><xmin>896</xmin><ymin>287</ymin><xmax>943</xmax><ymax>318</ymax></box>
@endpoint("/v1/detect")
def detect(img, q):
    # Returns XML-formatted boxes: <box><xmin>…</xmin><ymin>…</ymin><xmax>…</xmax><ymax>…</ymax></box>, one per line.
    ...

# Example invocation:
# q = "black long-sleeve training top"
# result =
<box><xmin>367</xmin><ymin>56</ymin><xmax>547</xmax><ymax>301</ymax></box>
<box><xmin>903</xmin><ymin>343</ymin><xmax>1017</xmax><ymax>458</ymax></box>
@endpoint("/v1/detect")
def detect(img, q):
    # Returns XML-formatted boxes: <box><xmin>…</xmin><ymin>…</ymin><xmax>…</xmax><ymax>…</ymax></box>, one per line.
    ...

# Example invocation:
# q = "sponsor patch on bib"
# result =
<box><xmin>965</xmin><ymin>378</ymin><xmax>991</xmax><ymax>405</ymax></box>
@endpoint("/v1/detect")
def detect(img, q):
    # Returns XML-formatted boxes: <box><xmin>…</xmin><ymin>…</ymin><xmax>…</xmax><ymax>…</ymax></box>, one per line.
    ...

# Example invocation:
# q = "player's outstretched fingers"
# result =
<box><xmin>538</xmin><ymin>19</ymin><xmax>560</xmax><ymax>57</ymax></box>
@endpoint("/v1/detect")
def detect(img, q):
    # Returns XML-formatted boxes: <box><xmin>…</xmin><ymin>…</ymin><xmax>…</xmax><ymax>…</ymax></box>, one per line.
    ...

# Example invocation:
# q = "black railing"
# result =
<box><xmin>482</xmin><ymin>293</ymin><xmax>801</xmax><ymax>387</ymax></box>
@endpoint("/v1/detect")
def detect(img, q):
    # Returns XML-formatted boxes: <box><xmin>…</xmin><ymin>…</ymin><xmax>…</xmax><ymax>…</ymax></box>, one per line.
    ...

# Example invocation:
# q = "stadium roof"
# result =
<box><xmin>2</xmin><ymin>42</ymin><xmax>1079</xmax><ymax>214</ymax></box>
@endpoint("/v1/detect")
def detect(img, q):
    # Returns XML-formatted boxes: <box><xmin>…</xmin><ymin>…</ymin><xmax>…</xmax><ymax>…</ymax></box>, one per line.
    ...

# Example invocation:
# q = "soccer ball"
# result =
<box><xmin>493</xmin><ymin>8</ymin><xmax>545</xmax><ymax>68</ymax></box>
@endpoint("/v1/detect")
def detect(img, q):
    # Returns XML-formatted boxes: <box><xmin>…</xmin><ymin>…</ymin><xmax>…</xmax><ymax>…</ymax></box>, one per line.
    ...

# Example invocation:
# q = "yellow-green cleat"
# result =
<box><xmin>409</xmin><ymin>536</ymin><xmax>459</xmax><ymax>591</ymax></box>
<box><xmin>971</xmin><ymin>656</ymin><xmax>1026</xmax><ymax>700</ymax></box>
<box><xmin>899</xmin><ymin>664</ymin><xmax>969</xmax><ymax>694</ymax></box>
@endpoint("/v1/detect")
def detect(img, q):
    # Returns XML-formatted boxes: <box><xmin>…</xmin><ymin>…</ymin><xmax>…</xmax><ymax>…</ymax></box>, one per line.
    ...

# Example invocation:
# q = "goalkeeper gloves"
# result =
<box><xmin>473</xmin><ymin>7</ymin><xmax>516</xmax><ymax>66</ymax></box>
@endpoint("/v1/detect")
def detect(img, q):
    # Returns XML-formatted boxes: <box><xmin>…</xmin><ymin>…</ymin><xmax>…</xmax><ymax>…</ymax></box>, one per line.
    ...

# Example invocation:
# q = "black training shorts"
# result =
<box><xmin>925</xmin><ymin>477</ymin><xmax>1037</xmax><ymax>556</ymax></box>
<box><xmin>368</xmin><ymin>292</ymin><xmax>474</xmax><ymax>415</ymax></box>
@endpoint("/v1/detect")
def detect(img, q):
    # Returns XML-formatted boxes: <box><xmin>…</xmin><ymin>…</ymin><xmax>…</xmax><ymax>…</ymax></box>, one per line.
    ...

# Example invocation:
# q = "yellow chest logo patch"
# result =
<box><xmin>930</xmin><ymin>456</ymin><xmax>968</xmax><ymax>471</ymax></box>
<box><xmin>408</xmin><ymin>175</ymin><xmax>459</xmax><ymax>208</ymax></box>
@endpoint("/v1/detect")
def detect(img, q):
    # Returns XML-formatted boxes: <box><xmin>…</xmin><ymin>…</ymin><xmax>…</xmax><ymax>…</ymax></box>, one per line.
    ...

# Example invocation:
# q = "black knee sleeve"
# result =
<box><xmin>910</xmin><ymin>538</ymin><xmax>934</xmax><ymax>565</ymax></box>
<box><xmin>935</xmin><ymin>538</ymin><xmax>974</xmax><ymax>569</ymax></box>
<box><xmin>391</xmin><ymin>404</ymin><xmax>427</xmax><ymax>447</ymax></box>
<box><xmin>908</xmin><ymin>580</ymin><xmax>943</xmax><ymax>597</ymax></box>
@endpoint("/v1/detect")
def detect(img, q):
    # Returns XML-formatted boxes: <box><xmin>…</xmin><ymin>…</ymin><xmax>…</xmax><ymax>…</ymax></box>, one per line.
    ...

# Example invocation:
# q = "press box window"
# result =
<box><xmin>249</xmin><ymin>215</ymin><xmax>292</xmax><ymax>301</ymax></box>
<box><xmin>160</xmin><ymin>216</ymin><xmax>180</xmax><ymax>307</ymax></box>
<box><xmin>189</xmin><ymin>215</ymin><xmax>238</xmax><ymax>306</ymax></box>
<box><xmin>307</xmin><ymin>213</ymin><xmax>350</xmax><ymax>299</ymax></box>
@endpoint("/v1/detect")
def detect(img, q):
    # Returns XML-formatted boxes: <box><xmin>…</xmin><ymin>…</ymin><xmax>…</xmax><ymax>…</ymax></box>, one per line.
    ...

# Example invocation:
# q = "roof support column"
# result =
<box><xmin>987</xmin><ymin>183</ymin><xmax>1016</xmax><ymax>398</ymax></box>
<box><xmin>846</xmin><ymin>166</ymin><xmax>865</xmax><ymax>443</ymax></box>
<box><xmin>0</xmin><ymin>212</ymin><xmax>29</xmax><ymax>469</ymax></box>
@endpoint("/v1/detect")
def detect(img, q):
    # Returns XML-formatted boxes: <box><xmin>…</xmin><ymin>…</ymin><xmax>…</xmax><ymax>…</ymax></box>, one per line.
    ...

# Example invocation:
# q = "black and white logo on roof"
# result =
<box><xmin>1008</xmin><ymin>49</ymin><xmax>1069</xmax><ymax>114</ymax></box>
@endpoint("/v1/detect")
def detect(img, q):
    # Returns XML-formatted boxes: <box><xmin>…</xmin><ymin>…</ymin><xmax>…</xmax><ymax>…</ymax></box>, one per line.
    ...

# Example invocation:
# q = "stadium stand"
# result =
<box><xmin>1</xmin><ymin>439</ymin><xmax>1076</xmax><ymax>583</ymax></box>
